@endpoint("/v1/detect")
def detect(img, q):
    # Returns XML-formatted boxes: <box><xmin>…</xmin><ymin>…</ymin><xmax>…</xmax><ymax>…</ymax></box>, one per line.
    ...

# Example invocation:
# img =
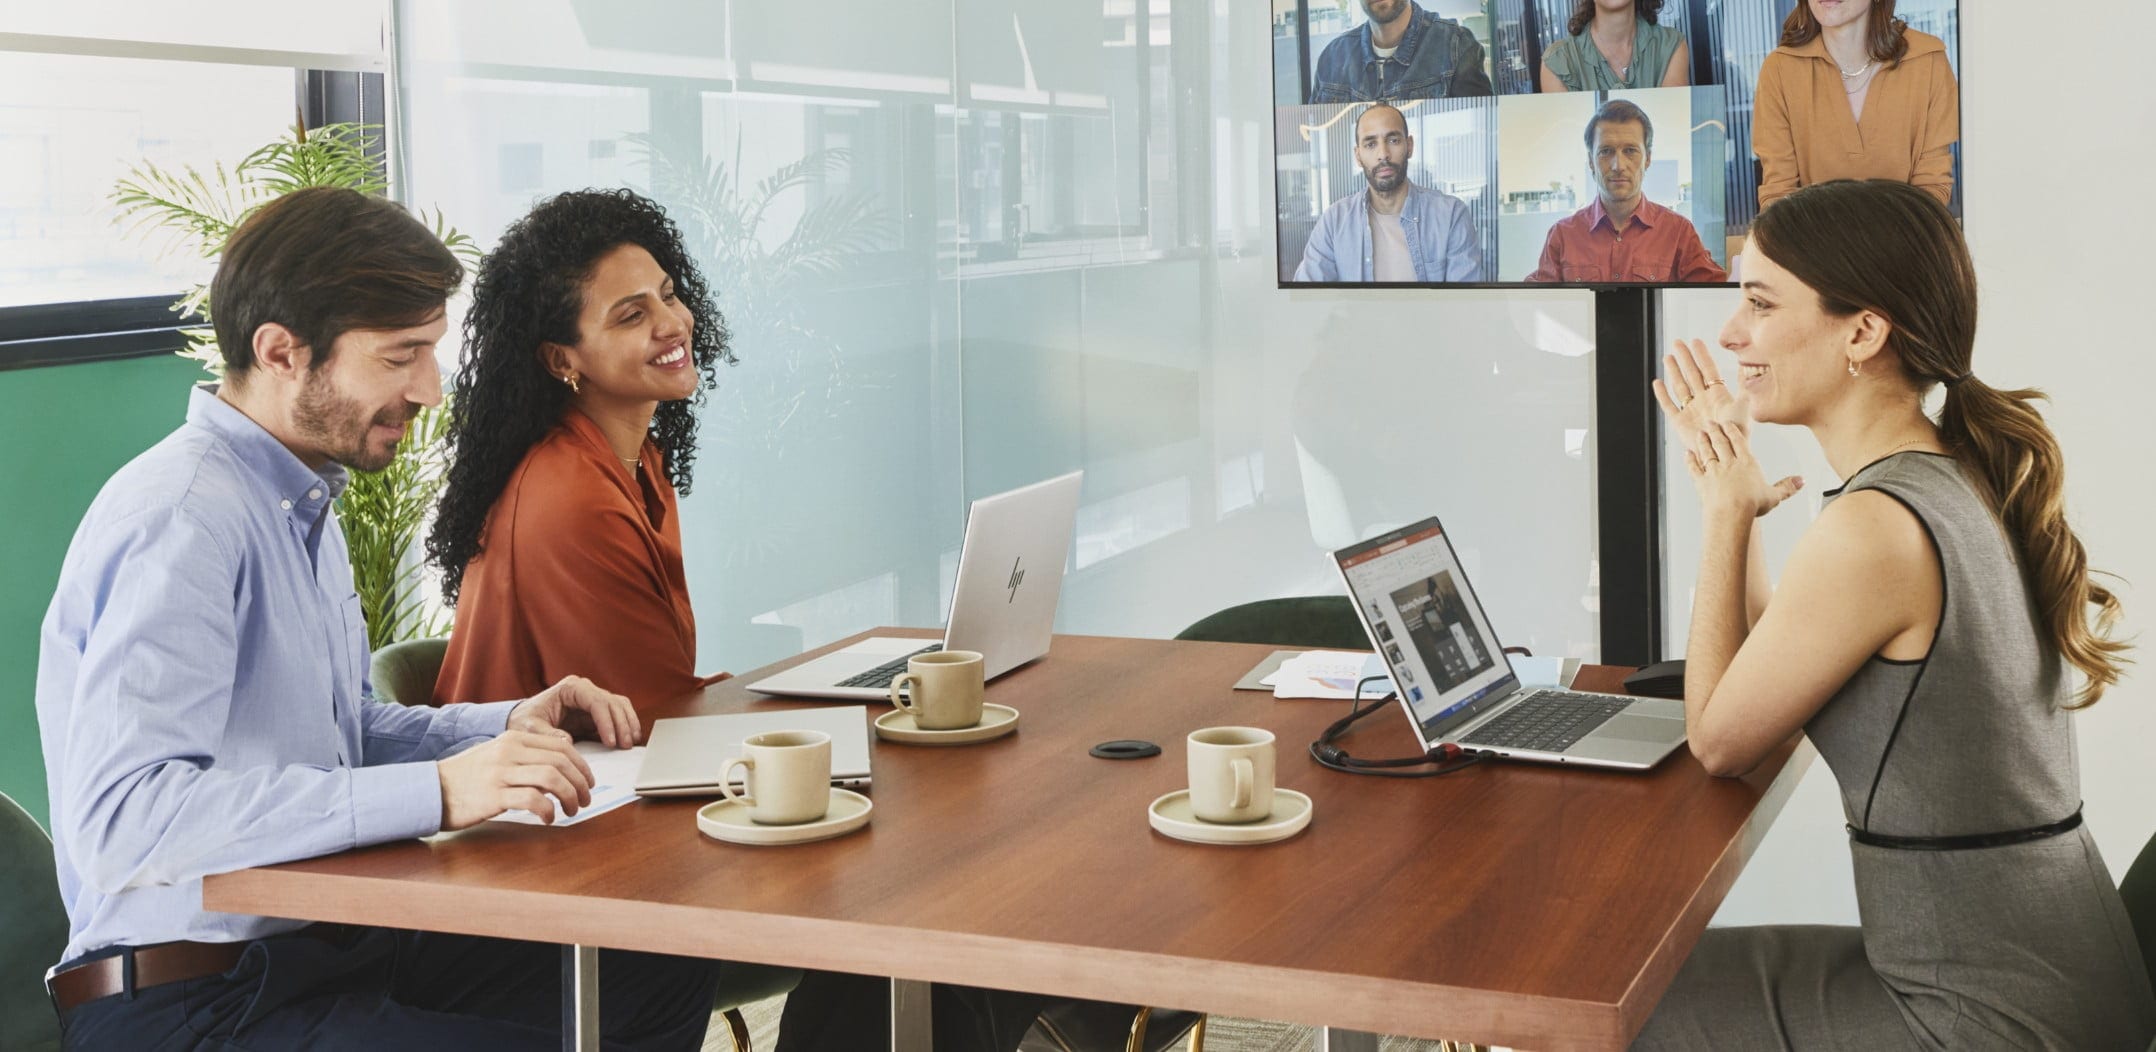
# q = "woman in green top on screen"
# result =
<box><xmin>1540</xmin><ymin>0</ymin><xmax>1690</xmax><ymax>92</ymax></box>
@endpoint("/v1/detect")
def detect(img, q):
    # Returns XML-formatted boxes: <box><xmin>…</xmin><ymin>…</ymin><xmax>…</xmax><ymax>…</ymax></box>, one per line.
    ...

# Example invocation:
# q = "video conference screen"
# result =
<box><xmin>1272</xmin><ymin>0</ymin><xmax>1962</xmax><ymax>287</ymax></box>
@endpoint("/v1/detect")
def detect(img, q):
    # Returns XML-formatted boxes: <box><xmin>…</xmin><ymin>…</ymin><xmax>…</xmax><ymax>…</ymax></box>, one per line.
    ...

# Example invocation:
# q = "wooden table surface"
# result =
<box><xmin>205</xmin><ymin>629</ymin><xmax>1810</xmax><ymax>1051</ymax></box>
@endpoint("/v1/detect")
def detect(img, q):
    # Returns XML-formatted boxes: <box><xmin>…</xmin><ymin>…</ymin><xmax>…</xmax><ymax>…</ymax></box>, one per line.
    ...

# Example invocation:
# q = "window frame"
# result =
<box><xmin>0</xmin><ymin>33</ymin><xmax>386</xmax><ymax>372</ymax></box>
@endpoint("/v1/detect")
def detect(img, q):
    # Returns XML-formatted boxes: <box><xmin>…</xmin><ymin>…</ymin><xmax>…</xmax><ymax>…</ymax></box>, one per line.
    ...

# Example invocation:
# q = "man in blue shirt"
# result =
<box><xmin>1308</xmin><ymin>0</ymin><xmax>1494</xmax><ymax>103</ymax></box>
<box><xmin>1294</xmin><ymin>103</ymin><xmax>1485</xmax><ymax>283</ymax></box>
<box><xmin>37</xmin><ymin>187</ymin><xmax>720</xmax><ymax>1049</ymax></box>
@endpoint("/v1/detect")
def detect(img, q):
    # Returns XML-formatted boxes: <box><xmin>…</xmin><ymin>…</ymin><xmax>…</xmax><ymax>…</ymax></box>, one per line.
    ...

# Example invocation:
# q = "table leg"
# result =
<box><xmin>1317</xmin><ymin>1026</ymin><xmax>1381</xmax><ymax>1051</ymax></box>
<box><xmin>889</xmin><ymin>977</ymin><xmax>933</xmax><ymax>1052</ymax></box>
<box><xmin>562</xmin><ymin>944</ymin><xmax>600</xmax><ymax>1052</ymax></box>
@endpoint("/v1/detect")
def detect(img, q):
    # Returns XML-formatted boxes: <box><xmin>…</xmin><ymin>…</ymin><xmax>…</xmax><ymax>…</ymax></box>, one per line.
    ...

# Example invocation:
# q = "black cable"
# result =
<box><xmin>1307</xmin><ymin>675</ymin><xmax>1488</xmax><ymax>778</ymax></box>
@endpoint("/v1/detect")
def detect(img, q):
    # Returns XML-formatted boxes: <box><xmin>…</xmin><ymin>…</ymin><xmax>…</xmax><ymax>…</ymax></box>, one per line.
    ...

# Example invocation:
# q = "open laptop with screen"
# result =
<box><xmin>745</xmin><ymin>471</ymin><xmax>1083</xmax><ymax>701</ymax></box>
<box><xmin>1330</xmin><ymin>517</ymin><xmax>1687</xmax><ymax>771</ymax></box>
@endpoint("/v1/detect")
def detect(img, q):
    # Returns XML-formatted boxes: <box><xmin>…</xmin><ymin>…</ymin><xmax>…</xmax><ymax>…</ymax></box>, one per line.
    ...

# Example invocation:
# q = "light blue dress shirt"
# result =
<box><xmin>1293</xmin><ymin>183</ymin><xmax>1485</xmax><ymax>283</ymax></box>
<box><xmin>37</xmin><ymin>386</ymin><xmax>517</xmax><ymax>962</ymax></box>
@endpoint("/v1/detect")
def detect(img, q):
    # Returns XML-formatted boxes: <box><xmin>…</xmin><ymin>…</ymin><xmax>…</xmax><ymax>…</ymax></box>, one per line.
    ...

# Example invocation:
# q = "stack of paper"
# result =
<box><xmin>1261</xmin><ymin>650</ymin><xmax>1392</xmax><ymax>699</ymax></box>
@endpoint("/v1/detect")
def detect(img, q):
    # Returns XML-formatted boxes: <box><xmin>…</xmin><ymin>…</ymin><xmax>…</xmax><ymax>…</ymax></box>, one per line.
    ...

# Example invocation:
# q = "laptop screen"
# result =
<box><xmin>1332</xmin><ymin>517</ymin><xmax>1519</xmax><ymax>744</ymax></box>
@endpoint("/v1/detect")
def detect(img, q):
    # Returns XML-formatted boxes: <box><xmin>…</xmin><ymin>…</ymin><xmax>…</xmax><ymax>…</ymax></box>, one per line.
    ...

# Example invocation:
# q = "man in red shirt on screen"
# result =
<box><xmin>1527</xmin><ymin>99</ymin><xmax>1725</xmax><ymax>284</ymax></box>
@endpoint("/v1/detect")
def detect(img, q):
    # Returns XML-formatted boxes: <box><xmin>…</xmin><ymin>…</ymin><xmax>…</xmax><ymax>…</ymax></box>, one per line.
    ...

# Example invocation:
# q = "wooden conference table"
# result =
<box><xmin>204</xmin><ymin>629</ymin><xmax>1811</xmax><ymax>1051</ymax></box>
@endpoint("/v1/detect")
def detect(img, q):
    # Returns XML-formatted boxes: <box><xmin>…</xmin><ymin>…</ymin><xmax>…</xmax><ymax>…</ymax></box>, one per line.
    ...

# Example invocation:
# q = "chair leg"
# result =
<box><xmin>1185</xmin><ymin>1013</ymin><xmax>1206</xmax><ymax>1051</ymax></box>
<box><xmin>722</xmin><ymin>1007</ymin><xmax>752</xmax><ymax>1052</ymax></box>
<box><xmin>1124</xmin><ymin>1005</ymin><xmax>1153</xmax><ymax>1052</ymax></box>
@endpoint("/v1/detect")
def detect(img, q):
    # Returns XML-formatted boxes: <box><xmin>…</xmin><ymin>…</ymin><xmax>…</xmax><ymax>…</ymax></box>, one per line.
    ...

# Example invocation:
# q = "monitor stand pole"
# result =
<box><xmin>1594</xmin><ymin>287</ymin><xmax>1664</xmax><ymax>668</ymax></box>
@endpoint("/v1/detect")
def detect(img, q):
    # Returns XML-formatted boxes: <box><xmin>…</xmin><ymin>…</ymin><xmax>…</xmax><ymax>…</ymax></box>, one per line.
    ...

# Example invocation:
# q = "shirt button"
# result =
<box><xmin>308</xmin><ymin>488</ymin><xmax>322</xmax><ymax>501</ymax></box>
<box><xmin>280</xmin><ymin>499</ymin><xmax>293</xmax><ymax>510</ymax></box>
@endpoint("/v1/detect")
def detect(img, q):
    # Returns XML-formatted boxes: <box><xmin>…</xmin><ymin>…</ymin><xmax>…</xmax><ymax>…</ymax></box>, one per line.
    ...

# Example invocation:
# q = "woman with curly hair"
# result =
<box><xmin>1539</xmin><ymin>0</ymin><xmax>1689</xmax><ymax>92</ymax></box>
<box><xmin>427</xmin><ymin>188</ymin><xmax>733</xmax><ymax>712</ymax></box>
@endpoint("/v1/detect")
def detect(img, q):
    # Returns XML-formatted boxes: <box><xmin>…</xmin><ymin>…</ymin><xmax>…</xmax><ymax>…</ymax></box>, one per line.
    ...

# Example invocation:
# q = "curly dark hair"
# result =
<box><xmin>427</xmin><ymin>187</ymin><xmax>733</xmax><ymax>603</ymax></box>
<box><xmin>1568</xmin><ymin>0</ymin><xmax>1663</xmax><ymax>37</ymax></box>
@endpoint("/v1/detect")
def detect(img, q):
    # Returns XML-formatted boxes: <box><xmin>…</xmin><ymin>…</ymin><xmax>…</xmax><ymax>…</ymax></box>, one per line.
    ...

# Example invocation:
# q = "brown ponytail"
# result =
<box><xmin>1752</xmin><ymin>180</ymin><xmax>2129</xmax><ymax>707</ymax></box>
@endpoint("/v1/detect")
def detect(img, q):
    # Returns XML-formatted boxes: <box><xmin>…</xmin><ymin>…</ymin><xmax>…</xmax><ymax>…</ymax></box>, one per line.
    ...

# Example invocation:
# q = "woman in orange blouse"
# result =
<box><xmin>1752</xmin><ymin>0</ymin><xmax>1958</xmax><ymax>211</ymax></box>
<box><xmin>428</xmin><ymin>188</ymin><xmax>733</xmax><ymax>711</ymax></box>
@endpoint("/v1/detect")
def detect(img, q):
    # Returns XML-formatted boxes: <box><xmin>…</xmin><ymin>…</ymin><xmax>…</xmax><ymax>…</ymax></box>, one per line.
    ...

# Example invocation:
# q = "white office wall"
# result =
<box><xmin>1679</xmin><ymin>4</ymin><xmax>2156</xmax><ymax>926</ymax></box>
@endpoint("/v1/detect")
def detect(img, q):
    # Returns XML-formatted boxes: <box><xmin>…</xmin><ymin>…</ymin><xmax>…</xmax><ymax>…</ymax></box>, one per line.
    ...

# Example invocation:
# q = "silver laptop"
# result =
<box><xmin>1330</xmin><ymin>517</ymin><xmax>1687</xmax><ymax>771</ymax></box>
<box><xmin>635</xmin><ymin>707</ymin><xmax>875</xmax><ymax>796</ymax></box>
<box><xmin>745</xmin><ymin>471</ymin><xmax>1084</xmax><ymax>701</ymax></box>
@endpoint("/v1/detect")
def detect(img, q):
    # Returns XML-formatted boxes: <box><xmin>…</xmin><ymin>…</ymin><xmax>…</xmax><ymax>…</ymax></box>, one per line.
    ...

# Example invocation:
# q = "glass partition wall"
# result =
<box><xmin>396</xmin><ymin>0</ymin><xmax>1609</xmax><ymax>673</ymax></box>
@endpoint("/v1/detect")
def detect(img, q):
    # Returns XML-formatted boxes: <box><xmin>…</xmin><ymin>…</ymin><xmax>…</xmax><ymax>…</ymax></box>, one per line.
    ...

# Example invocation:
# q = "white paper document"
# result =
<box><xmin>489</xmin><ymin>741</ymin><xmax>646</xmax><ymax>827</ymax></box>
<box><xmin>1263</xmin><ymin>650</ymin><xmax>1393</xmax><ymax>699</ymax></box>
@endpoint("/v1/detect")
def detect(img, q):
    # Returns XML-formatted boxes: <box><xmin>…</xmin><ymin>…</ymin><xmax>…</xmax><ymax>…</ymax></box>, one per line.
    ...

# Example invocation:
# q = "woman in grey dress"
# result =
<box><xmin>1637</xmin><ymin>178</ymin><xmax>2156</xmax><ymax>1050</ymax></box>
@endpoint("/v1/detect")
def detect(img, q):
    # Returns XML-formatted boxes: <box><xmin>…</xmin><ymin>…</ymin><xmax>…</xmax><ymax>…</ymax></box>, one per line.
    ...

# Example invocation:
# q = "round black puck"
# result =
<box><xmin>1089</xmin><ymin>739</ymin><xmax>1162</xmax><ymax>760</ymax></box>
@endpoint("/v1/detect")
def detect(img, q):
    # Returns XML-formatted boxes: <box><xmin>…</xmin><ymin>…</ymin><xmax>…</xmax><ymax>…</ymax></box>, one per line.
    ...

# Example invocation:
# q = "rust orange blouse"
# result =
<box><xmin>434</xmin><ymin>409</ymin><xmax>706</xmax><ymax>712</ymax></box>
<box><xmin>1752</xmin><ymin>30</ymin><xmax>1959</xmax><ymax>210</ymax></box>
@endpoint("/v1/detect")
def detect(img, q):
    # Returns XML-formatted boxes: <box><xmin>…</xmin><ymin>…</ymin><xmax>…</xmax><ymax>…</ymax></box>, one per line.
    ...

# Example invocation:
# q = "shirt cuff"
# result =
<box><xmin>350</xmin><ymin>762</ymin><xmax>445</xmax><ymax>845</ymax></box>
<box><xmin>443</xmin><ymin>699</ymin><xmax>519</xmax><ymax>742</ymax></box>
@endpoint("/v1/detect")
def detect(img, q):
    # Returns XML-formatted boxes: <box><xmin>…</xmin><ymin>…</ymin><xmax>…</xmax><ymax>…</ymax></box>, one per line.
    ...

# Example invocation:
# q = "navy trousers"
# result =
<box><xmin>58</xmin><ymin>925</ymin><xmax>720</xmax><ymax>1051</ymax></box>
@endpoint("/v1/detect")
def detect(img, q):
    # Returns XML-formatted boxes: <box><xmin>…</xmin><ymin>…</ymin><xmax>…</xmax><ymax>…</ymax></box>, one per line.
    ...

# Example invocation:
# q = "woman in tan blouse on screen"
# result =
<box><xmin>1752</xmin><ymin>0</ymin><xmax>1958</xmax><ymax>210</ymax></box>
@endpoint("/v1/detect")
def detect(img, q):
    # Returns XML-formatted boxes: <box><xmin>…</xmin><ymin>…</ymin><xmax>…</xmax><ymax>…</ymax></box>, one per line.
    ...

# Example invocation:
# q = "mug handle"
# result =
<box><xmin>889</xmin><ymin>672</ymin><xmax>921</xmax><ymax>714</ymax></box>
<box><xmin>1231</xmin><ymin>757</ymin><xmax>1254</xmax><ymax>811</ymax></box>
<box><xmin>719</xmin><ymin>757</ymin><xmax>753</xmax><ymax>807</ymax></box>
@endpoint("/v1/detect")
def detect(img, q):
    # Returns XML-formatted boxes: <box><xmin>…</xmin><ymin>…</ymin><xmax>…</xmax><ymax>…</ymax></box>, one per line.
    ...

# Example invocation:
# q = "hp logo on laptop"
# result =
<box><xmin>1007</xmin><ymin>556</ymin><xmax>1025</xmax><ymax>603</ymax></box>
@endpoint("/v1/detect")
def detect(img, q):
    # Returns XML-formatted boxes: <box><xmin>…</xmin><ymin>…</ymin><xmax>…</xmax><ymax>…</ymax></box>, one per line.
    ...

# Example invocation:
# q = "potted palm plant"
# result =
<box><xmin>111</xmin><ymin>122</ymin><xmax>477</xmax><ymax>649</ymax></box>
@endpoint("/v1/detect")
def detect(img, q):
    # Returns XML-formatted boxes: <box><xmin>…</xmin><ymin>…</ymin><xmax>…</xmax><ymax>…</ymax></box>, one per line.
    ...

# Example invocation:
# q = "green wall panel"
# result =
<box><xmin>0</xmin><ymin>355</ymin><xmax>202</xmax><ymax>826</ymax></box>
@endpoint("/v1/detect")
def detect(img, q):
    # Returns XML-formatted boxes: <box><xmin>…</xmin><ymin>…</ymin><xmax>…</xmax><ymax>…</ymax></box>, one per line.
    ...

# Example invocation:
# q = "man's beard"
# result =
<box><xmin>1364</xmin><ymin>163</ymin><xmax>1405</xmax><ymax>193</ymax></box>
<box><xmin>1361</xmin><ymin>0</ymin><xmax>1407</xmax><ymax>25</ymax></box>
<box><xmin>294</xmin><ymin>367</ymin><xmax>410</xmax><ymax>473</ymax></box>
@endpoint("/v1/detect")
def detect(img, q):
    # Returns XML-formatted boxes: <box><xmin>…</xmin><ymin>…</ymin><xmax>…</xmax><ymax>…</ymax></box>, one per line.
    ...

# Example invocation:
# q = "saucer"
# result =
<box><xmin>1147</xmin><ymin>788</ymin><xmax>1313</xmax><ymax>846</ymax></box>
<box><xmin>873</xmin><ymin>703</ymin><xmax>1019</xmax><ymax>745</ymax></box>
<box><xmin>698</xmin><ymin>789</ymin><xmax>872</xmax><ymax>846</ymax></box>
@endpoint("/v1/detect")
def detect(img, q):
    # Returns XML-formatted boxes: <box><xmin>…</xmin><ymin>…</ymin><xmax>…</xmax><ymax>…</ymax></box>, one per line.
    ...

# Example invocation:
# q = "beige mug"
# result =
<box><xmin>718</xmin><ymin>730</ymin><xmax>832</xmax><ymax>825</ymax></box>
<box><xmin>1187</xmin><ymin>726</ymin><xmax>1277</xmax><ymax>824</ymax></box>
<box><xmin>888</xmin><ymin>650</ymin><xmax>986</xmax><ymax>730</ymax></box>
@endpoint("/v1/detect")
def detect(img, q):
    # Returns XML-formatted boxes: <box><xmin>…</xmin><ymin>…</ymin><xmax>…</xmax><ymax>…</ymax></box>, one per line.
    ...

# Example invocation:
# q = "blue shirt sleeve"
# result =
<box><xmin>1294</xmin><ymin>214</ymin><xmax>1342</xmax><ymax>282</ymax></box>
<box><xmin>359</xmin><ymin>697</ymin><xmax>517</xmax><ymax>766</ymax></box>
<box><xmin>1445</xmin><ymin>199</ymin><xmax>1485</xmax><ymax>282</ymax></box>
<box><xmin>48</xmin><ymin>506</ymin><xmax>445</xmax><ymax>896</ymax></box>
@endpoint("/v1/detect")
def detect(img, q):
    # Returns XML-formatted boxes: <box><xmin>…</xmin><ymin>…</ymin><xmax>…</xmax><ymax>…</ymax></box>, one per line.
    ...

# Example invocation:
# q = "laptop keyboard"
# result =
<box><xmin>833</xmin><ymin>644</ymin><xmax>943</xmax><ymax>689</ymax></box>
<box><xmin>1458</xmin><ymin>691</ymin><xmax>1631</xmax><ymax>754</ymax></box>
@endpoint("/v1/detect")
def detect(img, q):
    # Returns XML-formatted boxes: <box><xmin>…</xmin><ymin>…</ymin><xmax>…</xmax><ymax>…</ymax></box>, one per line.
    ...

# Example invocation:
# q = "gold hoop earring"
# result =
<box><xmin>563</xmin><ymin>372</ymin><xmax>581</xmax><ymax>394</ymax></box>
<box><xmin>1847</xmin><ymin>359</ymin><xmax>1860</xmax><ymax>379</ymax></box>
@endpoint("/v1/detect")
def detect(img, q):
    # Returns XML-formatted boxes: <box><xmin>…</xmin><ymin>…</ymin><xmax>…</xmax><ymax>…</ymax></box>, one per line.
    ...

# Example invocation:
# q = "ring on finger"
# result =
<box><xmin>1674</xmin><ymin>397</ymin><xmax>1690</xmax><ymax>411</ymax></box>
<box><xmin>1703</xmin><ymin>379</ymin><xmax>1726</xmax><ymax>390</ymax></box>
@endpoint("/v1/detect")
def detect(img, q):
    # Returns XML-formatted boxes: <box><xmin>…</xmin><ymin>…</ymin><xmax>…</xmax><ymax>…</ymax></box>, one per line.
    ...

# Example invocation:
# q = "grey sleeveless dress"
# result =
<box><xmin>1634</xmin><ymin>452</ymin><xmax>2156</xmax><ymax>1050</ymax></box>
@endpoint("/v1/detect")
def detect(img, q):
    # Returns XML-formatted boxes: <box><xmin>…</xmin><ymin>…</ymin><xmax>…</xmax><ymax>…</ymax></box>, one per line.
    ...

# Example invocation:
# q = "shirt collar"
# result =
<box><xmin>187</xmin><ymin>384</ymin><xmax>349</xmax><ymax>526</ymax></box>
<box><xmin>1589</xmin><ymin>196</ymin><xmax>1662</xmax><ymax>233</ymax></box>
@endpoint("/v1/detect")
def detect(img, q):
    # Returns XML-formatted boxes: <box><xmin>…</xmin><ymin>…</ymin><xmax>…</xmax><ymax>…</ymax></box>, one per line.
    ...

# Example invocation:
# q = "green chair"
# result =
<box><xmin>2</xmin><ymin>791</ymin><xmax>68</xmax><ymax>1052</ymax></box>
<box><xmin>1173</xmin><ymin>596</ymin><xmax>1369</xmax><ymax>651</ymax></box>
<box><xmin>366</xmin><ymin>635</ymin><xmax>800</xmax><ymax>1049</ymax></box>
<box><xmin>370</xmin><ymin>636</ymin><xmax>450</xmax><ymax>706</ymax></box>
<box><xmin>2121</xmin><ymin>825</ymin><xmax>2156</xmax><ymax>1003</ymax></box>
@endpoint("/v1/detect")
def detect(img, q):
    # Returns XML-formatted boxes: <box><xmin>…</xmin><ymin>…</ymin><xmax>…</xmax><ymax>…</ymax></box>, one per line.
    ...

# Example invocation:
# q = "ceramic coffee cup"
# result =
<box><xmin>1186</xmin><ymin>726</ymin><xmax>1277</xmax><ymax>824</ymax></box>
<box><xmin>718</xmin><ymin>730</ymin><xmax>832</xmax><ymax>825</ymax></box>
<box><xmin>888</xmin><ymin>650</ymin><xmax>987</xmax><ymax>730</ymax></box>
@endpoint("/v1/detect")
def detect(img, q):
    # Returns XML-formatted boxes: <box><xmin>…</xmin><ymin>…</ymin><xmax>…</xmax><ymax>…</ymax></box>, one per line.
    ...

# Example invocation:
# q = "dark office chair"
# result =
<box><xmin>365</xmin><ymin>636</ymin><xmax>800</xmax><ymax>1049</ymax></box>
<box><xmin>1173</xmin><ymin>596</ymin><xmax>1369</xmax><ymax>651</ymax></box>
<box><xmin>2122</xmin><ymin>826</ymin><xmax>2156</xmax><ymax>999</ymax></box>
<box><xmin>2</xmin><ymin>791</ymin><xmax>68</xmax><ymax>1052</ymax></box>
<box><xmin>370</xmin><ymin>636</ymin><xmax>450</xmax><ymax>706</ymax></box>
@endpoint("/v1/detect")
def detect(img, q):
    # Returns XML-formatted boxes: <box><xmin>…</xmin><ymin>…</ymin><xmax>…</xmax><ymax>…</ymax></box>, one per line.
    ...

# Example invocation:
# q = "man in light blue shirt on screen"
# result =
<box><xmin>1294</xmin><ymin>102</ymin><xmax>1483</xmax><ymax>283</ymax></box>
<box><xmin>36</xmin><ymin>187</ymin><xmax>720</xmax><ymax>1049</ymax></box>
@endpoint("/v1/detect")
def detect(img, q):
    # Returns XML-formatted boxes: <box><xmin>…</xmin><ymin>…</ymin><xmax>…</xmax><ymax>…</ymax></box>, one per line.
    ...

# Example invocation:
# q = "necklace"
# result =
<box><xmin>618</xmin><ymin>455</ymin><xmax>640</xmax><ymax>472</ymax></box>
<box><xmin>1869</xmin><ymin>438</ymin><xmax>1932</xmax><ymax>464</ymax></box>
<box><xmin>1838</xmin><ymin>58</ymin><xmax>1875</xmax><ymax>79</ymax></box>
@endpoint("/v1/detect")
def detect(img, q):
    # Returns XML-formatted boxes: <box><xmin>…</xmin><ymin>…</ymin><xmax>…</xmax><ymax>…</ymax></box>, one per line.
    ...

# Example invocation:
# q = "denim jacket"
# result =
<box><xmin>1308</xmin><ymin>2</ymin><xmax>1494</xmax><ymax>103</ymax></box>
<box><xmin>1293</xmin><ymin>183</ymin><xmax>1484</xmax><ymax>283</ymax></box>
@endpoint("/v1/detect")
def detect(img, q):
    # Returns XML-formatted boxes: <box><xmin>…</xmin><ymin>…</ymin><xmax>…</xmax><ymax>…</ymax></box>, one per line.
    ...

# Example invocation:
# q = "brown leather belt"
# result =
<box><xmin>47</xmin><ymin>925</ymin><xmax>361</xmax><ymax>1018</ymax></box>
<box><xmin>47</xmin><ymin>941</ymin><xmax>248</xmax><ymax>1016</ymax></box>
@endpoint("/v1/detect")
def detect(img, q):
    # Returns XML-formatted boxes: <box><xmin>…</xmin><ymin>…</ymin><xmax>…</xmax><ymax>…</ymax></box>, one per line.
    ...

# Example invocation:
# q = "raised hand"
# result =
<box><xmin>1653</xmin><ymin>339</ymin><xmax>1749</xmax><ymax>454</ymax></box>
<box><xmin>1686</xmin><ymin>421</ymin><xmax>1804</xmax><ymax>521</ymax></box>
<box><xmin>437</xmin><ymin>729</ymin><xmax>597</xmax><ymax>829</ymax></box>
